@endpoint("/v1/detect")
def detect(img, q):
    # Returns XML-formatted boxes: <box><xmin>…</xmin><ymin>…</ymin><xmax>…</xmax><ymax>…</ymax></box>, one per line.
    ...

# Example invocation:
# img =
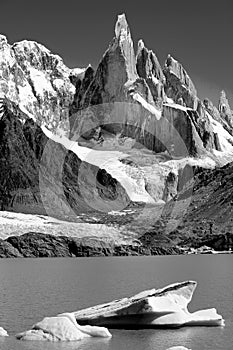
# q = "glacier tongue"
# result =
<box><xmin>41</xmin><ymin>125</ymin><xmax>155</xmax><ymax>204</ymax></box>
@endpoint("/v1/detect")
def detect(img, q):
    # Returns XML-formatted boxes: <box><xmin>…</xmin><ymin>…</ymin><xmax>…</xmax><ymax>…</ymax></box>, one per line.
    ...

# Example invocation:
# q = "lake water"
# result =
<box><xmin>0</xmin><ymin>255</ymin><xmax>232</xmax><ymax>350</ymax></box>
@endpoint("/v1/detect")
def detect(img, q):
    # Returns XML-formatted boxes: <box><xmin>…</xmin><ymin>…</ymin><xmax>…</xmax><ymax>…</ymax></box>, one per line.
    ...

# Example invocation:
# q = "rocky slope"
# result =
<box><xmin>175</xmin><ymin>162</ymin><xmax>233</xmax><ymax>238</ymax></box>
<box><xmin>0</xmin><ymin>14</ymin><xmax>233</xmax><ymax>254</ymax></box>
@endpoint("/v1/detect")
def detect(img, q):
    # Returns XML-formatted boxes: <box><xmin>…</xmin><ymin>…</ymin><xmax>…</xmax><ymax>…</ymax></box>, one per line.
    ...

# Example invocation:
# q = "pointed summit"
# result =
<box><xmin>164</xmin><ymin>55</ymin><xmax>197</xmax><ymax>109</ymax></box>
<box><xmin>136</xmin><ymin>40</ymin><xmax>164</xmax><ymax>83</ymax></box>
<box><xmin>81</xmin><ymin>13</ymin><xmax>138</xmax><ymax>107</ymax></box>
<box><xmin>115</xmin><ymin>14</ymin><xmax>130</xmax><ymax>39</ymax></box>
<box><xmin>136</xmin><ymin>40</ymin><xmax>165</xmax><ymax>107</ymax></box>
<box><xmin>113</xmin><ymin>13</ymin><xmax>137</xmax><ymax>81</ymax></box>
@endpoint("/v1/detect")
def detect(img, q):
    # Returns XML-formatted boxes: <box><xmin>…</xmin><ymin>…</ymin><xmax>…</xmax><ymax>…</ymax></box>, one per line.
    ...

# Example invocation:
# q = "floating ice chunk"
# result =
<box><xmin>166</xmin><ymin>347</ymin><xmax>191</xmax><ymax>350</ymax></box>
<box><xmin>16</xmin><ymin>312</ymin><xmax>111</xmax><ymax>341</ymax></box>
<box><xmin>0</xmin><ymin>327</ymin><xmax>8</xmax><ymax>337</ymax></box>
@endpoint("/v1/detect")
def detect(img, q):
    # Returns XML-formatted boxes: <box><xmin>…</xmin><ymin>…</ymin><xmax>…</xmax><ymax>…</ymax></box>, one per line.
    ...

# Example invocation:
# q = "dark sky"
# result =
<box><xmin>1</xmin><ymin>0</ymin><xmax>233</xmax><ymax>107</ymax></box>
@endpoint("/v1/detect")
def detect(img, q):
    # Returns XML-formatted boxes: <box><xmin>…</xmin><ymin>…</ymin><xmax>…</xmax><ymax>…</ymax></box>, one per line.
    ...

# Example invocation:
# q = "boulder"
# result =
<box><xmin>74</xmin><ymin>281</ymin><xmax>224</xmax><ymax>328</ymax></box>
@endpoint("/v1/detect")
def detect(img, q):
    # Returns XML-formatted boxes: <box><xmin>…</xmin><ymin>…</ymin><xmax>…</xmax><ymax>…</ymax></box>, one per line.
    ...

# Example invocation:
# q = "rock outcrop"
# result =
<box><xmin>74</xmin><ymin>281</ymin><xmax>224</xmax><ymax>328</ymax></box>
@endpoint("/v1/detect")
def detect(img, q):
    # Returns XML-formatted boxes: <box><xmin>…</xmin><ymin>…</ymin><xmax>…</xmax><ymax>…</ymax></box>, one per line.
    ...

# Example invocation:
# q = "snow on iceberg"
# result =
<box><xmin>16</xmin><ymin>312</ymin><xmax>111</xmax><ymax>341</ymax></box>
<box><xmin>74</xmin><ymin>281</ymin><xmax>225</xmax><ymax>328</ymax></box>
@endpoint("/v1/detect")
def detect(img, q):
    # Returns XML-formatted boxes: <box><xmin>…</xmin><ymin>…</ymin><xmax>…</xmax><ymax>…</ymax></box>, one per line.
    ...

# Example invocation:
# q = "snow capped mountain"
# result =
<box><xmin>0</xmin><ymin>34</ymin><xmax>88</xmax><ymax>130</ymax></box>
<box><xmin>0</xmin><ymin>13</ymin><xmax>233</xmax><ymax>218</ymax></box>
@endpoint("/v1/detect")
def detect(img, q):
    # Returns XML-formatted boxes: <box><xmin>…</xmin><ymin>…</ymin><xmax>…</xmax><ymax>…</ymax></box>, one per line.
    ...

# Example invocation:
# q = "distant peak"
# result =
<box><xmin>13</xmin><ymin>39</ymin><xmax>50</xmax><ymax>54</ymax></box>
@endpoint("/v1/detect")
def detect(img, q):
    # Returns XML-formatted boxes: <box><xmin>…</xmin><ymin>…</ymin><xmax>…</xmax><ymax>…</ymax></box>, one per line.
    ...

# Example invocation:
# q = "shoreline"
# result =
<box><xmin>0</xmin><ymin>231</ymin><xmax>232</xmax><ymax>258</ymax></box>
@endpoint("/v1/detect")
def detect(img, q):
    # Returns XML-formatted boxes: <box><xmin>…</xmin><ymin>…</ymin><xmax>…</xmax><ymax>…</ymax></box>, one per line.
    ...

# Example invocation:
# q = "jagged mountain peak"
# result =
<box><xmin>164</xmin><ymin>54</ymin><xmax>198</xmax><ymax>109</ymax></box>
<box><xmin>164</xmin><ymin>54</ymin><xmax>196</xmax><ymax>93</ymax></box>
<box><xmin>115</xmin><ymin>13</ymin><xmax>130</xmax><ymax>39</ymax></box>
<box><xmin>136</xmin><ymin>39</ymin><xmax>164</xmax><ymax>81</ymax></box>
<box><xmin>111</xmin><ymin>13</ymin><xmax>137</xmax><ymax>81</ymax></box>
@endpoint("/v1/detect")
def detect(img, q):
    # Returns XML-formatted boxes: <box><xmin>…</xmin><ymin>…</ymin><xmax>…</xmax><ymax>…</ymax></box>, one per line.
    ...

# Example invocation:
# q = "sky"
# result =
<box><xmin>1</xmin><ymin>0</ymin><xmax>233</xmax><ymax>107</ymax></box>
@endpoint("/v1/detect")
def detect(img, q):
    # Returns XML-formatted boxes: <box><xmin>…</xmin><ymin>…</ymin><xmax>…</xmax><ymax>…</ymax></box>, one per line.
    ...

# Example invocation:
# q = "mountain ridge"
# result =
<box><xmin>0</xmin><ymin>13</ymin><xmax>233</xmax><ymax>251</ymax></box>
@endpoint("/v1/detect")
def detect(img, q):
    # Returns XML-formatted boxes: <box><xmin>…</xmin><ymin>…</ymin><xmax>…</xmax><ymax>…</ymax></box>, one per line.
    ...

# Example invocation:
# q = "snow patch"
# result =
<box><xmin>71</xmin><ymin>67</ymin><xmax>87</xmax><ymax>75</ymax></box>
<box><xmin>29</xmin><ymin>67</ymin><xmax>55</xmax><ymax>98</ymax></box>
<box><xmin>163</xmin><ymin>102</ymin><xmax>192</xmax><ymax>112</ymax></box>
<box><xmin>132</xmin><ymin>93</ymin><xmax>161</xmax><ymax>120</ymax></box>
<box><xmin>151</xmin><ymin>75</ymin><xmax>160</xmax><ymax>85</ymax></box>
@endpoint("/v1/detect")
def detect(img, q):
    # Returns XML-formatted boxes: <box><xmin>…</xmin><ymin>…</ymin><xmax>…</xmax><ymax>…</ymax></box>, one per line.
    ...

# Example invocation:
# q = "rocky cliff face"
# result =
<box><xmin>0</xmin><ymin>99</ymin><xmax>129</xmax><ymax>215</ymax></box>
<box><xmin>136</xmin><ymin>39</ymin><xmax>165</xmax><ymax>108</ymax></box>
<box><xmin>0</xmin><ymin>13</ymin><xmax>233</xmax><ymax>227</ymax></box>
<box><xmin>163</xmin><ymin>55</ymin><xmax>198</xmax><ymax>109</ymax></box>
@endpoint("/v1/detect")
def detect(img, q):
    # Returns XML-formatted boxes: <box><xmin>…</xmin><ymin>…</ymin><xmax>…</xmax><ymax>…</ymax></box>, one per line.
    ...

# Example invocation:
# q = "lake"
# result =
<box><xmin>0</xmin><ymin>255</ymin><xmax>232</xmax><ymax>350</ymax></box>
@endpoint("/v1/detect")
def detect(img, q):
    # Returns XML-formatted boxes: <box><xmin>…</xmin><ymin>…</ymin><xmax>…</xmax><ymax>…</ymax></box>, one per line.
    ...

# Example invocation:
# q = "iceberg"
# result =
<box><xmin>0</xmin><ymin>327</ymin><xmax>8</xmax><ymax>337</ymax></box>
<box><xmin>16</xmin><ymin>312</ymin><xmax>111</xmax><ymax>341</ymax></box>
<box><xmin>16</xmin><ymin>281</ymin><xmax>224</xmax><ymax>342</ymax></box>
<box><xmin>74</xmin><ymin>281</ymin><xmax>224</xmax><ymax>328</ymax></box>
<box><xmin>166</xmin><ymin>347</ymin><xmax>191</xmax><ymax>350</ymax></box>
